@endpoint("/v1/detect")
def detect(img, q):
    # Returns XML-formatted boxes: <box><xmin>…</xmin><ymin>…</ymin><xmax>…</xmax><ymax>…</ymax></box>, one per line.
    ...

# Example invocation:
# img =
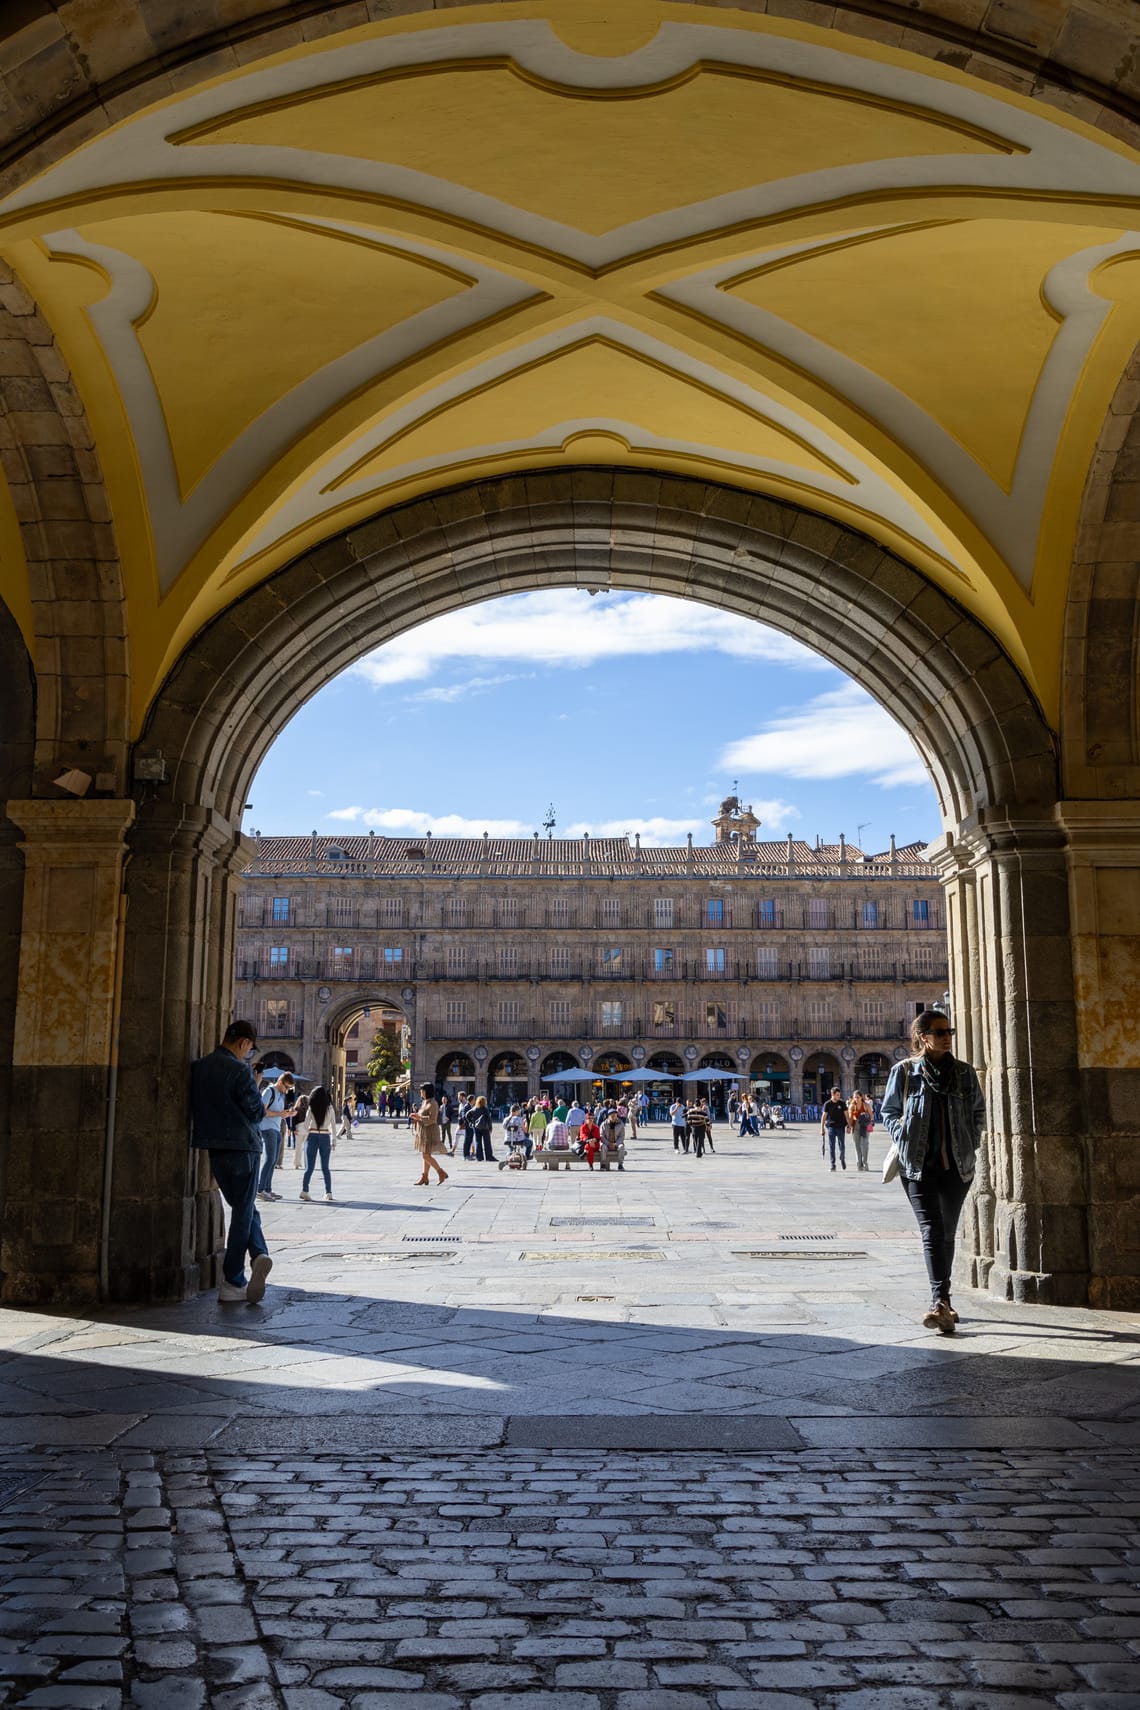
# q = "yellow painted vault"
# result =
<box><xmin>2</xmin><ymin>0</ymin><xmax>1140</xmax><ymax>726</ymax></box>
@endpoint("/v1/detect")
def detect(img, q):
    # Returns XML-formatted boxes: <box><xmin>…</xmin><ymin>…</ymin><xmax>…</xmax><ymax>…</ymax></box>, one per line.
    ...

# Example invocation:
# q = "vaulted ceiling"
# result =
<box><xmin>1</xmin><ymin>0</ymin><xmax>1139</xmax><ymax>724</ymax></box>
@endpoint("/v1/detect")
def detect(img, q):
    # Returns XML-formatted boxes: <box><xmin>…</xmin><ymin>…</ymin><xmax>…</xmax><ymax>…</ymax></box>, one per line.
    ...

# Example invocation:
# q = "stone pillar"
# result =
<box><xmin>1059</xmin><ymin>801</ymin><xmax>1140</xmax><ymax>1309</ymax></box>
<box><xmin>788</xmin><ymin>1050</ymin><xmax>804</xmax><ymax>1104</ymax></box>
<box><xmin>109</xmin><ymin>806</ymin><xmax>250</xmax><ymax>1302</ymax></box>
<box><xmin>2</xmin><ymin>798</ymin><xmax>134</xmax><ymax>1302</ymax></box>
<box><xmin>931</xmin><ymin>813</ymin><xmax>1087</xmax><ymax>1305</ymax></box>
<box><xmin>927</xmin><ymin>835</ymin><xmax>995</xmax><ymax>1291</ymax></box>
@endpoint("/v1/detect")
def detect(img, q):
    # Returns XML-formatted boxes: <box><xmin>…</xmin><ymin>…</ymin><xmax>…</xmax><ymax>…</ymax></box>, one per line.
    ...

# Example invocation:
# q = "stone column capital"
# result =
<box><xmin>8</xmin><ymin>797</ymin><xmax>135</xmax><ymax>858</ymax></box>
<box><xmin>1056</xmin><ymin>799</ymin><xmax>1140</xmax><ymax>857</ymax></box>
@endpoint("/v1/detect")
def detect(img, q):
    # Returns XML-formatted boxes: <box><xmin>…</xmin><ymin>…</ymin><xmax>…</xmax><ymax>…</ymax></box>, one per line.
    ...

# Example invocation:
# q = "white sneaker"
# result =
<box><xmin>325</xmin><ymin>1193</ymin><xmax>334</xmax><ymax>1202</ymax></box>
<box><xmin>246</xmin><ymin>1254</ymin><xmax>272</xmax><ymax>1305</ymax></box>
<box><xmin>217</xmin><ymin>1279</ymin><xmax>247</xmax><ymax>1303</ymax></box>
<box><xmin>299</xmin><ymin>1191</ymin><xmax>310</xmax><ymax>1201</ymax></box>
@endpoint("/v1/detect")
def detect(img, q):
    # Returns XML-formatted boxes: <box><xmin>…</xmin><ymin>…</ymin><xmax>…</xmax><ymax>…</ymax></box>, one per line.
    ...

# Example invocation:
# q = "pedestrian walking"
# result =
<box><xmin>299</xmin><ymin>1083</ymin><xmax>336</xmax><ymax>1202</ymax></box>
<box><xmin>687</xmin><ymin>1100</ymin><xmax>709</xmax><ymax>1158</ymax></box>
<box><xmin>439</xmin><ymin>1092</ymin><xmax>454</xmax><ymax>1154</ymax></box>
<box><xmin>190</xmin><ymin>1019</ymin><xmax>273</xmax><ymax>1304</ymax></box>
<box><xmin>821</xmin><ymin>1086</ymin><xmax>848</xmax><ymax>1170</ymax></box>
<box><xmin>527</xmin><ymin>1100</ymin><xmax>547</xmax><ymax>1155</ymax></box>
<box><xmin>882</xmin><ymin>1011</ymin><xmax>985</xmax><ymax>1335</ymax></box>
<box><xmin>670</xmin><ymin>1096</ymin><xmax>688</xmax><ymax>1153</ymax></box>
<box><xmin>848</xmin><ymin>1090</ymin><xmax>873</xmax><ymax>1170</ymax></box>
<box><xmin>411</xmin><ymin>1083</ymin><xmax>449</xmax><ymax>1187</ymax></box>
<box><xmin>566</xmin><ymin>1099</ymin><xmax>586</xmax><ymax>1144</ymax></box>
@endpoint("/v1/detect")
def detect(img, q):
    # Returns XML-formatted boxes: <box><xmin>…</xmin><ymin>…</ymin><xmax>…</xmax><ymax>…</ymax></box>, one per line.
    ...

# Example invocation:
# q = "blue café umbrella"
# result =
<box><xmin>681</xmin><ymin>1067</ymin><xmax>739</xmax><ymax>1082</ymax></box>
<box><xmin>614</xmin><ymin>1066</ymin><xmax>676</xmax><ymax>1082</ymax></box>
<box><xmin>540</xmin><ymin>1066</ymin><xmax>599</xmax><ymax>1083</ymax></box>
<box><xmin>260</xmin><ymin>1068</ymin><xmax>310</xmax><ymax>1082</ymax></box>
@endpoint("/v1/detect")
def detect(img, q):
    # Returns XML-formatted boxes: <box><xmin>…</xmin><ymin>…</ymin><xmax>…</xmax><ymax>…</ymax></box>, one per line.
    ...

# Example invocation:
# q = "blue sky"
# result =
<box><xmin>246</xmin><ymin>590</ymin><xmax>940</xmax><ymax>850</ymax></box>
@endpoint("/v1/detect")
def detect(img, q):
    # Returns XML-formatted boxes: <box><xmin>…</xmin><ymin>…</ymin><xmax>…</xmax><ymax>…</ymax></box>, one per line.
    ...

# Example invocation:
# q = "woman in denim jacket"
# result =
<box><xmin>881</xmin><ymin>1009</ymin><xmax>985</xmax><ymax>1335</ymax></box>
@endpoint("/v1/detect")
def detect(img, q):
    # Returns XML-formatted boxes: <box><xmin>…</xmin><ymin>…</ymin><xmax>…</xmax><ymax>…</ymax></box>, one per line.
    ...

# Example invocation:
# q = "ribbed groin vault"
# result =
<box><xmin>0</xmin><ymin>0</ymin><xmax>1136</xmax><ymax>1306</ymax></box>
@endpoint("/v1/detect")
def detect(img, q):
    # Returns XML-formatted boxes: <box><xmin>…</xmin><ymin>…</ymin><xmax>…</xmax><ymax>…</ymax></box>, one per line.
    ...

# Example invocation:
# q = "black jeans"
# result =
<box><xmin>901</xmin><ymin>1154</ymin><xmax>970</xmax><ymax>1303</ymax></box>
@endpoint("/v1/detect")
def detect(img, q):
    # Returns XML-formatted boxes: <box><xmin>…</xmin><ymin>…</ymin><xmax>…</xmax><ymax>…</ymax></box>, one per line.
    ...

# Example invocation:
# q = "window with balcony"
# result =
<box><xmin>913</xmin><ymin>898</ymin><xmax>930</xmax><ymax>925</ymax></box>
<box><xmin>381</xmin><ymin>897</ymin><xmax>402</xmax><ymax>925</ymax></box>
<box><xmin>271</xmin><ymin>897</ymin><xmax>290</xmax><ymax>923</ymax></box>
<box><xmin>757</xmin><ymin>947</ymin><xmax>778</xmax><ymax>979</ymax></box>
<box><xmin>264</xmin><ymin>998</ymin><xmax>290</xmax><ymax>1034</ymax></box>
<box><xmin>549</xmin><ymin>946</ymin><xmax>571</xmax><ymax>975</ymax></box>
<box><xmin>444</xmin><ymin>999</ymin><xmax>467</xmax><ymax>1028</ymax></box>
<box><xmin>600</xmin><ymin>947</ymin><xmax>622</xmax><ymax>972</ymax></box>
<box><xmin>549</xmin><ymin>999</ymin><xmax>572</xmax><ymax>1029</ymax></box>
<box><xmin>345</xmin><ymin>1049</ymin><xmax>358</xmax><ymax>1065</ymax></box>
<box><xmin>913</xmin><ymin>945</ymin><xmax>935</xmax><ymax>974</ymax></box>
<box><xmin>805</xmin><ymin>997</ymin><xmax>833</xmax><ymax>1032</ymax></box>
<box><xmin>602</xmin><ymin>897</ymin><xmax>621</xmax><ymax>925</ymax></box>
<box><xmin>653</xmin><ymin>1000</ymin><xmax>675</xmax><ymax>1027</ymax></box>
<box><xmin>654</xmin><ymin>947</ymin><xmax>674</xmax><ymax>973</ymax></box>
<box><xmin>383</xmin><ymin>946</ymin><xmax>403</xmax><ymax>966</ymax></box>
<box><xmin>446</xmin><ymin>946</ymin><xmax>467</xmax><ymax>975</ymax></box>
<box><xmin>498</xmin><ymin>899</ymin><xmax>519</xmax><ymax>927</ymax></box>
<box><xmin>269</xmin><ymin>946</ymin><xmax>288</xmax><ymax>970</ymax></box>
<box><xmin>863</xmin><ymin>999</ymin><xmax>887</xmax><ymax>1033</ymax></box>
<box><xmin>333</xmin><ymin>897</ymin><xmax>354</xmax><ymax>926</ymax></box>
<box><xmin>706</xmin><ymin>898</ymin><xmax>724</xmax><ymax>924</ymax></box>
<box><xmin>861</xmin><ymin>944</ymin><xmax>883</xmax><ymax>976</ymax></box>
<box><xmin>808</xmin><ymin>897</ymin><xmax>829</xmax><ymax>929</ymax></box>
<box><xmin>705</xmin><ymin>947</ymin><xmax>726</xmax><ymax>973</ymax></box>
<box><xmin>808</xmin><ymin>947</ymin><xmax>830</xmax><ymax>978</ymax></box>
<box><xmin>758</xmin><ymin>898</ymin><xmax>776</xmax><ymax>927</ymax></box>
<box><xmin>705</xmin><ymin>1001</ymin><xmax>728</xmax><ymax>1030</ymax></box>
<box><xmin>757</xmin><ymin>998</ymin><xmax>781</xmax><ymax>1035</ymax></box>
<box><xmin>332</xmin><ymin>946</ymin><xmax>354</xmax><ymax>970</ymax></box>
<box><xmin>498</xmin><ymin>999</ymin><xmax>520</xmax><ymax>1027</ymax></box>
<box><xmin>550</xmin><ymin>898</ymin><xmax>570</xmax><ymax>924</ymax></box>
<box><xmin>445</xmin><ymin>898</ymin><xmax>467</xmax><ymax>926</ymax></box>
<box><xmin>862</xmin><ymin>899</ymin><xmax>879</xmax><ymax>928</ymax></box>
<box><xmin>601</xmin><ymin>1000</ymin><xmax>623</xmax><ymax>1029</ymax></box>
<box><xmin>498</xmin><ymin>947</ymin><xmax>520</xmax><ymax>975</ymax></box>
<box><xmin>654</xmin><ymin>898</ymin><xmax>674</xmax><ymax>927</ymax></box>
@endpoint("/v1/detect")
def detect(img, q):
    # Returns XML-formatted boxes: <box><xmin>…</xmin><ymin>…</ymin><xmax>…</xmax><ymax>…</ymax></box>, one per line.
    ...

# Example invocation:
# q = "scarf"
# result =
<box><xmin>917</xmin><ymin>1052</ymin><xmax>954</xmax><ymax>1169</ymax></box>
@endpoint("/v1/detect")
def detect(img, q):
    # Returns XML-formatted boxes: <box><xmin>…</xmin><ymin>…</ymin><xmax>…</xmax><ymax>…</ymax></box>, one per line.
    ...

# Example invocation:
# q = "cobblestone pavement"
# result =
<box><xmin>3</xmin><ymin>1125</ymin><xmax>1140</xmax><ymax>1704</ymax></box>
<box><xmin>2</xmin><ymin>1443</ymin><xmax>1140</xmax><ymax>1708</ymax></box>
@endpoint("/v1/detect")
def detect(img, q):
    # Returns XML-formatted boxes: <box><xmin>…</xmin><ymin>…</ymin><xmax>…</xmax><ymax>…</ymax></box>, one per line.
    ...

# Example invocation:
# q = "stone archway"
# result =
<box><xmin>102</xmin><ymin>467</ymin><xmax>1104</xmax><ymax>1307</ymax></box>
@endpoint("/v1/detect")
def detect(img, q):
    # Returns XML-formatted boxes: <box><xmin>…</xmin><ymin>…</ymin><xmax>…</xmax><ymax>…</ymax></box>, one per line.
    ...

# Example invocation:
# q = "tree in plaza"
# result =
<box><xmin>367</xmin><ymin>1027</ymin><xmax>405</xmax><ymax>1091</ymax></box>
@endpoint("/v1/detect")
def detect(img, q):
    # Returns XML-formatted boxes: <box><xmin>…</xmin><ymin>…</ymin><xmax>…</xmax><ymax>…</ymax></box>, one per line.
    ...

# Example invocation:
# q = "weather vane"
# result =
<box><xmin>542</xmin><ymin>803</ymin><xmax>556</xmax><ymax>835</ymax></box>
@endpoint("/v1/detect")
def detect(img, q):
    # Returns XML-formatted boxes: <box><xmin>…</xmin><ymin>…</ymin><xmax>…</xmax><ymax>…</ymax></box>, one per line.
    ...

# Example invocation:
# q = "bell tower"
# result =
<box><xmin>711</xmin><ymin>792</ymin><xmax>760</xmax><ymax>845</ymax></box>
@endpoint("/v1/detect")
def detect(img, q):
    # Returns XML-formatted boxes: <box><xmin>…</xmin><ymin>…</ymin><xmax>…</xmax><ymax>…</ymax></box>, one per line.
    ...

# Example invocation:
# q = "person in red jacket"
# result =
<box><xmin>579</xmin><ymin>1114</ymin><xmax>601</xmax><ymax>1168</ymax></box>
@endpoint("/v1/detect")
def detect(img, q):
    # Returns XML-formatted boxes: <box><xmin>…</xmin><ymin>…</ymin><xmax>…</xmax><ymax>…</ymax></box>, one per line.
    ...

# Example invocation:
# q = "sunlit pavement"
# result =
<box><xmin>3</xmin><ymin>1124</ymin><xmax>1140</xmax><ymax>1708</ymax></box>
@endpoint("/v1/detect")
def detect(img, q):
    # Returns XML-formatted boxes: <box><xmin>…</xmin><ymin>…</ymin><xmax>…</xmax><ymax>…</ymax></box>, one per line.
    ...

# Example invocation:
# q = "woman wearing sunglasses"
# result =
<box><xmin>881</xmin><ymin>1009</ymin><xmax>986</xmax><ymax>1334</ymax></box>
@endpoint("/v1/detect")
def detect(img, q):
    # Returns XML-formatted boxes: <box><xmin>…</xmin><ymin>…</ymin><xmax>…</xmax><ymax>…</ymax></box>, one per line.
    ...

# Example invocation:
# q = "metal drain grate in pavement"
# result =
<box><xmin>549</xmin><ymin>1217</ymin><xmax>655</xmax><ymax>1227</ymax></box>
<box><xmin>0</xmin><ymin>1475</ymin><xmax>43</xmax><ymax>1509</ymax></box>
<box><xmin>733</xmin><ymin>1250</ymin><xmax>866</xmax><ymax>1261</ymax></box>
<box><xmin>778</xmin><ymin>1233</ymin><xmax>836</xmax><ymax>1241</ymax></box>
<box><xmin>402</xmin><ymin>1235</ymin><xmax>464</xmax><ymax>1242</ymax></box>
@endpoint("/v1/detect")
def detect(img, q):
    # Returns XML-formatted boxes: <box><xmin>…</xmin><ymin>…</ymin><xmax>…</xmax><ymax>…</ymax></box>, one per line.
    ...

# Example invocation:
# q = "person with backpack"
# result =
<box><xmin>882</xmin><ymin>1010</ymin><xmax>985</xmax><ymax>1336</ymax></box>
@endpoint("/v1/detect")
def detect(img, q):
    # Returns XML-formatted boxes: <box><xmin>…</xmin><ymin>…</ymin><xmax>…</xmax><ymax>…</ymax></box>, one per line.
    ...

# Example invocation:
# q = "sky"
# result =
<box><xmin>246</xmin><ymin>589</ymin><xmax>940</xmax><ymax>850</ymax></box>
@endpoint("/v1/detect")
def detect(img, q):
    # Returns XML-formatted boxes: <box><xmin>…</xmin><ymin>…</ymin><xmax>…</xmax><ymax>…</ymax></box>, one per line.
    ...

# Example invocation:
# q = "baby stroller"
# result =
<box><xmin>499</xmin><ymin>1118</ymin><xmax>530</xmax><ymax>1171</ymax></box>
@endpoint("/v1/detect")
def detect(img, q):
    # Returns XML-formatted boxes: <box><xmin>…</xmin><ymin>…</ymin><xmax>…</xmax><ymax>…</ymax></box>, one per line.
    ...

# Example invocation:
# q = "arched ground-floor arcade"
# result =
<box><xmin>1</xmin><ymin>470</ymin><xmax>1138</xmax><ymax>1309</ymax></box>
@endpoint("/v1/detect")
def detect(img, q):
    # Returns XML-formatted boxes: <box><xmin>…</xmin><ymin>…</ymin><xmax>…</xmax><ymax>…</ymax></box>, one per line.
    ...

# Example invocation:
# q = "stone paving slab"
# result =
<box><xmin>2</xmin><ymin>1444</ymin><xmax>1140</xmax><ymax>1708</ymax></box>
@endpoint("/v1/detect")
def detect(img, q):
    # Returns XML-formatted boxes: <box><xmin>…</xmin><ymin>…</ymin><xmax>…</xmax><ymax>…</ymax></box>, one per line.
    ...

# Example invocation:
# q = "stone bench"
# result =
<box><xmin>534</xmin><ymin>1145</ymin><xmax>626</xmax><ymax>1171</ymax></box>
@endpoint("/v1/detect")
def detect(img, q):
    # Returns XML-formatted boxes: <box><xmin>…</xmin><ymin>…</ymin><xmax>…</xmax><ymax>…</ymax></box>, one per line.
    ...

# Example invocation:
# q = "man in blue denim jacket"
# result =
<box><xmin>191</xmin><ymin>1019</ymin><xmax>274</xmax><ymax>1304</ymax></box>
<box><xmin>881</xmin><ymin>1009</ymin><xmax>985</xmax><ymax>1335</ymax></box>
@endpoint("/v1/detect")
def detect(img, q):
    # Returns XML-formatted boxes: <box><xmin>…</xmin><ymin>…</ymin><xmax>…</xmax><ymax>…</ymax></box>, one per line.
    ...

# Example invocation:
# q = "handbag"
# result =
<box><xmin>881</xmin><ymin>1142</ymin><xmax>900</xmax><ymax>1183</ymax></box>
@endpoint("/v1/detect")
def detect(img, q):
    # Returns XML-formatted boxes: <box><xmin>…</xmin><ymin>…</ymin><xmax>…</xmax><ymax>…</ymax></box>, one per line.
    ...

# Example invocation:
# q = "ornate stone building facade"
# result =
<box><xmin>235</xmin><ymin>803</ymin><xmax>948</xmax><ymax>1110</ymax></box>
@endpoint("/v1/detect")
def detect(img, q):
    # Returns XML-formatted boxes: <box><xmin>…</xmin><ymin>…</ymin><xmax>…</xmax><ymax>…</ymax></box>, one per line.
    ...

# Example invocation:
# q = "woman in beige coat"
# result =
<box><xmin>411</xmin><ymin>1082</ymin><xmax>449</xmax><ymax>1187</ymax></box>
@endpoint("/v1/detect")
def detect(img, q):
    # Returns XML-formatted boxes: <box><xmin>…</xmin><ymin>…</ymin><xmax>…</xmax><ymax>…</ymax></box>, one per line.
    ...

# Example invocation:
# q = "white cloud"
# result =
<box><xmin>563</xmin><ymin>817</ymin><xmax>704</xmax><ymax>844</ymax></box>
<box><xmin>328</xmin><ymin>807</ymin><xmax>536</xmax><ymax>837</ymax></box>
<box><xmin>720</xmin><ymin>683</ymin><xmax>928</xmax><ymax>787</ymax></box>
<box><xmin>306</xmin><ymin>789</ymin><xmax>323</xmax><ymax>797</ymax></box>
<box><xmin>326</xmin><ymin>805</ymin><xmax>801</xmax><ymax>843</ymax></box>
<box><xmin>349</xmin><ymin>590</ymin><xmax>823</xmax><ymax>689</ymax></box>
<box><xmin>409</xmin><ymin>672</ymin><xmax>533</xmax><ymax>704</ymax></box>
